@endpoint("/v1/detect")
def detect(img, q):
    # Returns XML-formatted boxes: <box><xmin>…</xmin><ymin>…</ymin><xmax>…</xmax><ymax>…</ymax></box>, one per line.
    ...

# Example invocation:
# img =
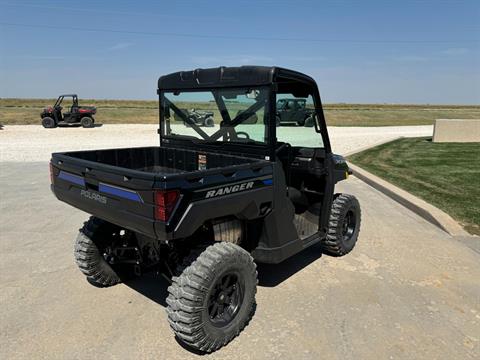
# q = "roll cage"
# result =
<box><xmin>54</xmin><ymin>94</ymin><xmax>78</xmax><ymax>108</ymax></box>
<box><xmin>157</xmin><ymin>66</ymin><xmax>332</xmax><ymax>159</ymax></box>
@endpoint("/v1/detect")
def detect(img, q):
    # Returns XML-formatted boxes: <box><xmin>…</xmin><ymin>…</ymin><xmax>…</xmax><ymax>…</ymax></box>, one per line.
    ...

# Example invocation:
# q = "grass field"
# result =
<box><xmin>1</xmin><ymin>98</ymin><xmax>479</xmax><ymax>126</ymax></box>
<box><xmin>347</xmin><ymin>137</ymin><xmax>480</xmax><ymax>235</ymax></box>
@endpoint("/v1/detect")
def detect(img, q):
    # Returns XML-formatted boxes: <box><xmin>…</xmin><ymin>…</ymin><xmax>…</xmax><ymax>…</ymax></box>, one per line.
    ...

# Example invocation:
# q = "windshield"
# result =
<box><xmin>161</xmin><ymin>87</ymin><xmax>270</xmax><ymax>145</ymax></box>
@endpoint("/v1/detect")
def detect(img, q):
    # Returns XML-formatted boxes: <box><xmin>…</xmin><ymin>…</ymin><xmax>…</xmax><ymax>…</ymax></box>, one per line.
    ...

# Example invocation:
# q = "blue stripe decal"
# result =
<box><xmin>58</xmin><ymin>171</ymin><xmax>85</xmax><ymax>186</ymax></box>
<box><xmin>99</xmin><ymin>183</ymin><xmax>142</xmax><ymax>202</ymax></box>
<box><xmin>262</xmin><ymin>178</ymin><xmax>273</xmax><ymax>185</ymax></box>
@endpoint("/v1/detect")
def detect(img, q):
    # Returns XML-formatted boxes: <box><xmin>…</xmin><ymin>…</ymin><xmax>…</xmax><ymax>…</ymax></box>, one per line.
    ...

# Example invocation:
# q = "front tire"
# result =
<box><xmin>275</xmin><ymin>115</ymin><xmax>281</xmax><ymax>127</ymax></box>
<box><xmin>321</xmin><ymin>194</ymin><xmax>361</xmax><ymax>256</ymax></box>
<box><xmin>304</xmin><ymin>116</ymin><xmax>314</xmax><ymax>127</ymax></box>
<box><xmin>166</xmin><ymin>242</ymin><xmax>257</xmax><ymax>353</ymax></box>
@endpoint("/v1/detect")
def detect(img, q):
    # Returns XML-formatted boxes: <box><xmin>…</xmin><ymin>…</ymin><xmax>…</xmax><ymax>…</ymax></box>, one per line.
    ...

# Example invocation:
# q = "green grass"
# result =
<box><xmin>347</xmin><ymin>137</ymin><xmax>480</xmax><ymax>235</ymax></box>
<box><xmin>1</xmin><ymin>98</ymin><xmax>479</xmax><ymax>126</ymax></box>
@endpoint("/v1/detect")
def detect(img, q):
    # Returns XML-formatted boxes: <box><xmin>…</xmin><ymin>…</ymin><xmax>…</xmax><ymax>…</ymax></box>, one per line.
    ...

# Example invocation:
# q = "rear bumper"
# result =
<box><xmin>52</xmin><ymin>184</ymin><xmax>164</xmax><ymax>239</ymax></box>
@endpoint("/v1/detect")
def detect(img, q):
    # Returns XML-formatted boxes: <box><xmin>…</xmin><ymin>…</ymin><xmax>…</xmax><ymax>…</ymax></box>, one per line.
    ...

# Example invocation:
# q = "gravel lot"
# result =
<box><xmin>0</xmin><ymin>124</ymin><xmax>433</xmax><ymax>162</ymax></box>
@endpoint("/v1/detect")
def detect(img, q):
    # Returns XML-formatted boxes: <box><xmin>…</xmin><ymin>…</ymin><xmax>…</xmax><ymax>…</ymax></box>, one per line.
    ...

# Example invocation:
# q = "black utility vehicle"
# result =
<box><xmin>174</xmin><ymin>108</ymin><xmax>215</xmax><ymax>127</ymax></box>
<box><xmin>41</xmin><ymin>94</ymin><xmax>96</xmax><ymax>128</ymax></box>
<box><xmin>50</xmin><ymin>66</ymin><xmax>361</xmax><ymax>353</ymax></box>
<box><xmin>276</xmin><ymin>98</ymin><xmax>315</xmax><ymax>126</ymax></box>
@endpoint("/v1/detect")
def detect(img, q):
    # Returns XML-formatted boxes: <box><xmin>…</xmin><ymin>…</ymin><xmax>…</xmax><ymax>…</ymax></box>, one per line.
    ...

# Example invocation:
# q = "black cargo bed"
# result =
<box><xmin>55</xmin><ymin>146</ymin><xmax>261</xmax><ymax>177</ymax></box>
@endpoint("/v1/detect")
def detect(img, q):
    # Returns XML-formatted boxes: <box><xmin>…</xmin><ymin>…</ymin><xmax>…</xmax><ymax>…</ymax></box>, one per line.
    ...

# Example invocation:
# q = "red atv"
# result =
<box><xmin>41</xmin><ymin>94</ymin><xmax>96</xmax><ymax>128</ymax></box>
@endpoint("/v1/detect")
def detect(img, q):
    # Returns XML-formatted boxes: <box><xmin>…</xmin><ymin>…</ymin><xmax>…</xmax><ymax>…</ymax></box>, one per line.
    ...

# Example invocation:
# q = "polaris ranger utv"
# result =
<box><xmin>173</xmin><ymin>108</ymin><xmax>215</xmax><ymax>127</ymax></box>
<box><xmin>50</xmin><ymin>66</ymin><xmax>361</xmax><ymax>353</ymax></box>
<box><xmin>41</xmin><ymin>94</ymin><xmax>96</xmax><ymax>128</ymax></box>
<box><xmin>276</xmin><ymin>97</ymin><xmax>315</xmax><ymax>127</ymax></box>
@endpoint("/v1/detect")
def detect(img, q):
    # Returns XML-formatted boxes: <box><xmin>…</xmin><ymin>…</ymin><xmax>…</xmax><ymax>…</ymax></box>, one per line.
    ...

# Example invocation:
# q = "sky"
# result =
<box><xmin>0</xmin><ymin>0</ymin><xmax>479</xmax><ymax>104</ymax></box>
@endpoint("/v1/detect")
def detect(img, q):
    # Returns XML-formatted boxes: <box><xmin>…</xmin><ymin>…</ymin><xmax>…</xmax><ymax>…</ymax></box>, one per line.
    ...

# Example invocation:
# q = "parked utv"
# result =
<box><xmin>174</xmin><ymin>108</ymin><xmax>215</xmax><ymax>127</ymax></box>
<box><xmin>50</xmin><ymin>66</ymin><xmax>361</xmax><ymax>353</ymax></box>
<box><xmin>276</xmin><ymin>98</ymin><xmax>315</xmax><ymax>126</ymax></box>
<box><xmin>41</xmin><ymin>94</ymin><xmax>96</xmax><ymax>128</ymax></box>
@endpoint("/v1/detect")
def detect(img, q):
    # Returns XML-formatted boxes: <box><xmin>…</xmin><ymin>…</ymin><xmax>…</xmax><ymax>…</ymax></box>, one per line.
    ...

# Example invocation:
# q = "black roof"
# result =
<box><xmin>158</xmin><ymin>66</ymin><xmax>315</xmax><ymax>90</ymax></box>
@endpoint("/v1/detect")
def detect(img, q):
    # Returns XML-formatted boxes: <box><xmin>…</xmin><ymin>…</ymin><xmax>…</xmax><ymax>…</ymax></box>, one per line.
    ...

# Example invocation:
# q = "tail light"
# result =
<box><xmin>154</xmin><ymin>190</ymin><xmax>180</xmax><ymax>222</ymax></box>
<box><xmin>49</xmin><ymin>163</ymin><xmax>54</xmax><ymax>184</ymax></box>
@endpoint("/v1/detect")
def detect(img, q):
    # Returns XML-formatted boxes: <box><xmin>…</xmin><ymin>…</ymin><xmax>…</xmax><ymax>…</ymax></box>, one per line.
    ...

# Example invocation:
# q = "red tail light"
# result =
<box><xmin>154</xmin><ymin>190</ymin><xmax>180</xmax><ymax>222</ymax></box>
<box><xmin>49</xmin><ymin>163</ymin><xmax>54</xmax><ymax>184</ymax></box>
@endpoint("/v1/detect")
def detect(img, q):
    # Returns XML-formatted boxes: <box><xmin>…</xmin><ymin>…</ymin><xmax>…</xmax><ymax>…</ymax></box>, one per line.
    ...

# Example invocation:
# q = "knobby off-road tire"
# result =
<box><xmin>42</xmin><ymin>116</ymin><xmax>56</xmax><ymax>128</ymax></box>
<box><xmin>322</xmin><ymin>193</ymin><xmax>361</xmax><ymax>256</ymax></box>
<box><xmin>166</xmin><ymin>242</ymin><xmax>257</xmax><ymax>353</ymax></box>
<box><xmin>204</xmin><ymin>116</ymin><xmax>215</xmax><ymax>127</ymax></box>
<box><xmin>81</xmin><ymin>116</ymin><xmax>94</xmax><ymax>128</ymax></box>
<box><xmin>74</xmin><ymin>217</ymin><xmax>121</xmax><ymax>287</ymax></box>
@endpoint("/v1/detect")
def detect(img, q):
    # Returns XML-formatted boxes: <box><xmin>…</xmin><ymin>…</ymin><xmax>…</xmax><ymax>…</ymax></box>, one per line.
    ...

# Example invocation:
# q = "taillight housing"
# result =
<box><xmin>154</xmin><ymin>190</ymin><xmax>180</xmax><ymax>222</ymax></box>
<box><xmin>49</xmin><ymin>163</ymin><xmax>54</xmax><ymax>184</ymax></box>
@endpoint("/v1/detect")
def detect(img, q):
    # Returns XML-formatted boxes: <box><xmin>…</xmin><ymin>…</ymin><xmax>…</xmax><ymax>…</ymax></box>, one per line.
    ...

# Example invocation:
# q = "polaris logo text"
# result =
<box><xmin>80</xmin><ymin>190</ymin><xmax>107</xmax><ymax>204</ymax></box>
<box><xmin>205</xmin><ymin>182</ymin><xmax>254</xmax><ymax>198</ymax></box>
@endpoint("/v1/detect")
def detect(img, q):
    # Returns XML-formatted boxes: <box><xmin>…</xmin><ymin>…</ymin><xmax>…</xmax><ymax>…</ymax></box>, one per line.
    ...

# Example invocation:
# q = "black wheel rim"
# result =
<box><xmin>208</xmin><ymin>272</ymin><xmax>243</xmax><ymax>328</ymax></box>
<box><xmin>342</xmin><ymin>210</ymin><xmax>356</xmax><ymax>242</ymax></box>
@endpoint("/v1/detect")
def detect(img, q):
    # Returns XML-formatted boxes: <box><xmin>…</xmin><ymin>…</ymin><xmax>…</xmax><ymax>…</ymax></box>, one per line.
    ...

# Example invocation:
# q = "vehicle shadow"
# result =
<box><xmin>124</xmin><ymin>243</ymin><xmax>324</xmax><ymax>306</ymax></box>
<box><xmin>57</xmin><ymin>123</ymin><xmax>81</xmax><ymax>128</ymax></box>
<box><xmin>257</xmin><ymin>243</ymin><xmax>323</xmax><ymax>287</ymax></box>
<box><xmin>56</xmin><ymin>123</ymin><xmax>103</xmax><ymax>128</ymax></box>
<box><xmin>124</xmin><ymin>272</ymin><xmax>169</xmax><ymax>307</ymax></box>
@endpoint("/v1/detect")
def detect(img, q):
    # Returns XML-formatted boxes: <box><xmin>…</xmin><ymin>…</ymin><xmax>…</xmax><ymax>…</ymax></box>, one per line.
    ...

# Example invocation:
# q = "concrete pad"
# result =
<box><xmin>433</xmin><ymin>119</ymin><xmax>480</xmax><ymax>142</ymax></box>
<box><xmin>1</xmin><ymin>162</ymin><xmax>479</xmax><ymax>359</ymax></box>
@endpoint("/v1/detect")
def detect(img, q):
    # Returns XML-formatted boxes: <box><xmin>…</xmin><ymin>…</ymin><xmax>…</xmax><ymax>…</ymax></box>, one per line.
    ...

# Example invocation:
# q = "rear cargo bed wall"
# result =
<box><xmin>66</xmin><ymin>146</ymin><xmax>257</xmax><ymax>173</ymax></box>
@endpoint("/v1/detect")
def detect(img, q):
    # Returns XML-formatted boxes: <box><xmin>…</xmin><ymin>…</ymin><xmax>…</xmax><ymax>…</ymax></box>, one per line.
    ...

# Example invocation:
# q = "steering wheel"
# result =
<box><xmin>235</xmin><ymin>131</ymin><xmax>250</xmax><ymax>140</ymax></box>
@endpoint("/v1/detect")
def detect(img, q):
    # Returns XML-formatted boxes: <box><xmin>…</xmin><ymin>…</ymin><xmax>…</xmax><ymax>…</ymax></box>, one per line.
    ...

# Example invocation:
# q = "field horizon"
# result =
<box><xmin>1</xmin><ymin>98</ymin><xmax>479</xmax><ymax>127</ymax></box>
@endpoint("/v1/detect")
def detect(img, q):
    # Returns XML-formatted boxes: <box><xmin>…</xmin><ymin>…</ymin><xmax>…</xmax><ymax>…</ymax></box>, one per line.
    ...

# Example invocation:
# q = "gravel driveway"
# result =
<box><xmin>0</xmin><ymin>124</ymin><xmax>433</xmax><ymax>162</ymax></box>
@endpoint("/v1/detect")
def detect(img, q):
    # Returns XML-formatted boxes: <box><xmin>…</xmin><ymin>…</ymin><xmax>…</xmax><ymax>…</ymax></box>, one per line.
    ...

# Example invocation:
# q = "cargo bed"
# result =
<box><xmin>51</xmin><ymin>146</ymin><xmax>273</xmax><ymax>239</ymax></box>
<box><xmin>56</xmin><ymin>146</ymin><xmax>261</xmax><ymax>175</ymax></box>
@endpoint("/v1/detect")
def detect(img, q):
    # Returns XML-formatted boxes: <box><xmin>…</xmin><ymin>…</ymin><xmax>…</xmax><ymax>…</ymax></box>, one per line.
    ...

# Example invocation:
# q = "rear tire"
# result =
<box><xmin>81</xmin><ymin>116</ymin><xmax>94</xmax><ymax>128</ymax></box>
<box><xmin>321</xmin><ymin>194</ymin><xmax>361</xmax><ymax>256</ymax></box>
<box><xmin>166</xmin><ymin>242</ymin><xmax>257</xmax><ymax>353</ymax></box>
<box><xmin>41</xmin><ymin>117</ymin><xmax>56</xmax><ymax>128</ymax></box>
<box><xmin>74</xmin><ymin>217</ymin><xmax>122</xmax><ymax>287</ymax></box>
